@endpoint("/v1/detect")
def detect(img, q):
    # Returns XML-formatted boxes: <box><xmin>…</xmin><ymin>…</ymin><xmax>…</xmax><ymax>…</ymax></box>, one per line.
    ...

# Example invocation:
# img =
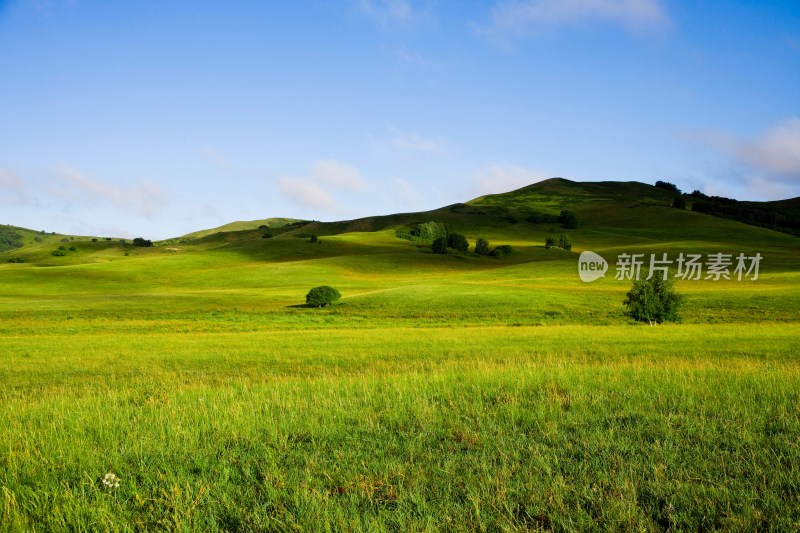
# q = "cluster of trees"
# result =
<box><xmin>396</xmin><ymin>221</ymin><xmax>448</xmax><ymax>242</ymax></box>
<box><xmin>0</xmin><ymin>227</ymin><xmax>23</xmax><ymax>252</ymax></box>
<box><xmin>545</xmin><ymin>234</ymin><xmax>571</xmax><ymax>251</ymax></box>
<box><xmin>656</xmin><ymin>180</ymin><xmax>800</xmax><ymax>235</ymax></box>
<box><xmin>525</xmin><ymin>209</ymin><xmax>578</xmax><ymax>229</ymax></box>
<box><xmin>133</xmin><ymin>237</ymin><xmax>153</xmax><ymax>247</ymax></box>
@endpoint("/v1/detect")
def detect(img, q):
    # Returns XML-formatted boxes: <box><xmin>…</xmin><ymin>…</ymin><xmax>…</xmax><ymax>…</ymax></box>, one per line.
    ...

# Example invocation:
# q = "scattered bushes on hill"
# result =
<box><xmin>474</xmin><ymin>237</ymin><xmax>490</xmax><ymax>256</ymax></box>
<box><xmin>133</xmin><ymin>238</ymin><xmax>153</xmax><ymax>247</ymax></box>
<box><xmin>623</xmin><ymin>274</ymin><xmax>685</xmax><ymax>325</ymax></box>
<box><xmin>305</xmin><ymin>286</ymin><xmax>341</xmax><ymax>307</ymax></box>
<box><xmin>0</xmin><ymin>227</ymin><xmax>23</xmax><ymax>251</ymax></box>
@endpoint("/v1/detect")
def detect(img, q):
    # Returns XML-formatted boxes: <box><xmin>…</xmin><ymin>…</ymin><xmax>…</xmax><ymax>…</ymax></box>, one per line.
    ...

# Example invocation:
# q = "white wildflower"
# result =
<box><xmin>101</xmin><ymin>472</ymin><xmax>120</xmax><ymax>490</ymax></box>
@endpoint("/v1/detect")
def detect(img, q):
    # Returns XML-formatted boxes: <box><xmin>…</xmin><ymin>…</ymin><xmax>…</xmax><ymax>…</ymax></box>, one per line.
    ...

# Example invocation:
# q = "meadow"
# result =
<box><xmin>1</xmin><ymin>180</ymin><xmax>799</xmax><ymax>530</ymax></box>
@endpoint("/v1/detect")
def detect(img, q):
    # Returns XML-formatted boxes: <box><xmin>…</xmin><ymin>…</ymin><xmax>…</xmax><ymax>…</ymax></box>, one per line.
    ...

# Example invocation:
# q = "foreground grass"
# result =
<box><xmin>2</xmin><ymin>325</ymin><xmax>799</xmax><ymax>531</ymax></box>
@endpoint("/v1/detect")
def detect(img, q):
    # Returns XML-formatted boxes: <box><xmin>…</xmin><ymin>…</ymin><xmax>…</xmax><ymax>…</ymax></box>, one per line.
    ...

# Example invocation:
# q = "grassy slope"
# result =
<box><xmin>1</xmin><ymin>179</ymin><xmax>799</xmax><ymax>530</ymax></box>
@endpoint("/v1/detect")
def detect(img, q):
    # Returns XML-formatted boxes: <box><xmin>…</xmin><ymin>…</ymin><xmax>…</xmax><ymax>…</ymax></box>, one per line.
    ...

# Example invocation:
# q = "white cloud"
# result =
<box><xmin>390</xmin><ymin>127</ymin><xmax>441</xmax><ymax>153</ymax></box>
<box><xmin>311</xmin><ymin>159</ymin><xmax>366</xmax><ymax>191</ymax></box>
<box><xmin>0</xmin><ymin>170</ymin><xmax>29</xmax><ymax>204</ymax></box>
<box><xmin>697</xmin><ymin>118</ymin><xmax>800</xmax><ymax>183</ymax></box>
<box><xmin>357</xmin><ymin>0</ymin><xmax>418</xmax><ymax>26</ymax></box>
<box><xmin>279</xmin><ymin>178</ymin><xmax>338</xmax><ymax>212</ymax></box>
<box><xmin>472</xmin><ymin>164</ymin><xmax>550</xmax><ymax>196</ymax></box>
<box><xmin>55</xmin><ymin>163</ymin><xmax>168</xmax><ymax>217</ymax></box>
<box><xmin>198</xmin><ymin>146</ymin><xmax>229</xmax><ymax>168</ymax></box>
<box><xmin>278</xmin><ymin>159</ymin><xmax>368</xmax><ymax>213</ymax></box>
<box><xmin>480</xmin><ymin>0</ymin><xmax>669</xmax><ymax>40</ymax></box>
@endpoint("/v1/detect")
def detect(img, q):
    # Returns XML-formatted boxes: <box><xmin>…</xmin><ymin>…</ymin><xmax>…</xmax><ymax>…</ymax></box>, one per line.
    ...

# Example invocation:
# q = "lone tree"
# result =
<box><xmin>306</xmin><ymin>285</ymin><xmax>341</xmax><ymax>307</ymax></box>
<box><xmin>431</xmin><ymin>237</ymin><xmax>448</xmax><ymax>254</ymax></box>
<box><xmin>623</xmin><ymin>274</ymin><xmax>685</xmax><ymax>325</ymax></box>
<box><xmin>132</xmin><ymin>237</ymin><xmax>153</xmax><ymax>247</ymax></box>
<box><xmin>447</xmin><ymin>232</ymin><xmax>469</xmax><ymax>253</ymax></box>
<box><xmin>474</xmin><ymin>237</ymin><xmax>490</xmax><ymax>255</ymax></box>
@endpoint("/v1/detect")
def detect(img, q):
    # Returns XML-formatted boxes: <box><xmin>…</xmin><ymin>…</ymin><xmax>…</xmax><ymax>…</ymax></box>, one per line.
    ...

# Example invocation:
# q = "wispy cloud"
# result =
<box><xmin>697</xmin><ymin>118</ymin><xmax>800</xmax><ymax>182</ymax></box>
<box><xmin>357</xmin><ymin>0</ymin><xmax>413</xmax><ymax>26</ymax></box>
<box><xmin>390</xmin><ymin>127</ymin><xmax>441</xmax><ymax>153</ymax></box>
<box><xmin>0</xmin><ymin>170</ymin><xmax>30</xmax><ymax>205</ymax></box>
<box><xmin>54</xmin><ymin>163</ymin><xmax>168</xmax><ymax>217</ymax></box>
<box><xmin>279</xmin><ymin>178</ymin><xmax>338</xmax><ymax>212</ymax></box>
<box><xmin>479</xmin><ymin>0</ymin><xmax>669</xmax><ymax>42</ymax></box>
<box><xmin>279</xmin><ymin>159</ymin><xmax>367</xmax><ymax>213</ymax></box>
<box><xmin>472</xmin><ymin>164</ymin><xmax>550</xmax><ymax>196</ymax></box>
<box><xmin>311</xmin><ymin>159</ymin><xmax>366</xmax><ymax>191</ymax></box>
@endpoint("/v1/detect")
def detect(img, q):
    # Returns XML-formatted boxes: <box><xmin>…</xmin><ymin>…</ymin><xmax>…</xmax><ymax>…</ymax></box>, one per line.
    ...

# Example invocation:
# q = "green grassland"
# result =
<box><xmin>1</xmin><ymin>179</ymin><xmax>799</xmax><ymax>530</ymax></box>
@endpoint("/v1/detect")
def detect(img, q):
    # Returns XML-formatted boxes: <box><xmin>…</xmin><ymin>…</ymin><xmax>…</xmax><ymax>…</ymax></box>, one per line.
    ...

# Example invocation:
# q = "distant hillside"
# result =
<box><xmin>178</xmin><ymin>218</ymin><xmax>305</xmax><ymax>240</ymax></box>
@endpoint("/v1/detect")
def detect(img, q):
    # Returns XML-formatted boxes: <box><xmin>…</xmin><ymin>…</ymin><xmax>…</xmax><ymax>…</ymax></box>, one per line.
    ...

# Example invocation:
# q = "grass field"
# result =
<box><xmin>1</xmin><ymin>180</ymin><xmax>799</xmax><ymax>530</ymax></box>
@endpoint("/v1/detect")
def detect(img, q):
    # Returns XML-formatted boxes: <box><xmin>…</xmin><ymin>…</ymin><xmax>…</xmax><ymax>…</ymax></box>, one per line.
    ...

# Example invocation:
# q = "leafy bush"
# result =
<box><xmin>309</xmin><ymin>234</ymin><xmax>319</xmax><ymax>243</ymax></box>
<box><xmin>51</xmin><ymin>249</ymin><xmax>67</xmax><ymax>257</ymax></box>
<box><xmin>431</xmin><ymin>237</ymin><xmax>448</xmax><ymax>254</ymax></box>
<box><xmin>558</xmin><ymin>234</ymin><xmax>572</xmax><ymax>251</ymax></box>
<box><xmin>673</xmin><ymin>196</ymin><xmax>687</xmax><ymax>209</ymax></box>
<box><xmin>526</xmin><ymin>212</ymin><xmax>560</xmax><ymax>224</ymax></box>
<box><xmin>305</xmin><ymin>286</ymin><xmax>341</xmax><ymax>307</ymax></box>
<box><xmin>491</xmin><ymin>245</ymin><xmax>513</xmax><ymax>257</ymax></box>
<box><xmin>261</xmin><ymin>233</ymin><xmax>273</xmax><ymax>239</ymax></box>
<box><xmin>133</xmin><ymin>238</ymin><xmax>153</xmax><ymax>247</ymax></box>
<box><xmin>397</xmin><ymin>221</ymin><xmax>448</xmax><ymax>242</ymax></box>
<box><xmin>474</xmin><ymin>238</ymin><xmax>490</xmax><ymax>256</ymax></box>
<box><xmin>623</xmin><ymin>274</ymin><xmax>685</xmax><ymax>325</ymax></box>
<box><xmin>7</xmin><ymin>257</ymin><xmax>25</xmax><ymax>263</ymax></box>
<box><xmin>545</xmin><ymin>236</ymin><xmax>557</xmax><ymax>249</ymax></box>
<box><xmin>447</xmin><ymin>233</ymin><xmax>469</xmax><ymax>253</ymax></box>
<box><xmin>559</xmin><ymin>210</ymin><xmax>578</xmax><ymax>229</ymax></box>
<box><xmin>69</xmin><ymin>246</ymin><xmax>77</xmax><ymax>252</ymax></box>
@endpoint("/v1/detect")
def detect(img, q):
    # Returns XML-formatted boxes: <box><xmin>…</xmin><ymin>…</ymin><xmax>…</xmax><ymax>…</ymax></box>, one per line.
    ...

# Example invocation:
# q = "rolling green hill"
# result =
<box><xmin>1</xmin><ymin>179</ymin><xmax>799</xmax><ymax>530</ymax></box>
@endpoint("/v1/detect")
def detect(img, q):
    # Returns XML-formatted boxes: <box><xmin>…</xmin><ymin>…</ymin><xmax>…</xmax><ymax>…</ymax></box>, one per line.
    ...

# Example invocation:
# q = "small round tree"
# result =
<box><xmin>447</xmin><ymin>232</ymin><xmax>469</xmax><ymax>253</ymax></box>
<box><xmin>623</xmin><ymin>274</ymin><xmax>685</xmax><ymax>325</ymax></box>
<box><xmin>306</xmin><ymin>285</ymin><xmax>341</xmax><ymax>307</ymax></box>
<box><xmin>431</xmin><ymin>237</ymin><xmax>448</xmax><ymax>254</ymax></box>
<box><xmin>474</xmin><ymin>237</ymin><xmax>490</xmax><ymax>255</ymax></box>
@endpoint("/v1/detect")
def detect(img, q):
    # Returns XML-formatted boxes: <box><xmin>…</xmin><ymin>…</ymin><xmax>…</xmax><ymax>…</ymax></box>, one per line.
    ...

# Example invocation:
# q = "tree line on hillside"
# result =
<box><xmin>657</xmin><ymin>180</ymin><xmax>800</xmax><ymax>236</ymax></box>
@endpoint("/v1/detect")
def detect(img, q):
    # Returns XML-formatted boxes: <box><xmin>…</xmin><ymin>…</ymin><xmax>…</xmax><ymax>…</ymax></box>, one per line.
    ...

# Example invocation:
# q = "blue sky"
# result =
<box><xmin>1</xmin><ymin>0</ymin><xmax>798</xmax><ymax>239</ymax></box>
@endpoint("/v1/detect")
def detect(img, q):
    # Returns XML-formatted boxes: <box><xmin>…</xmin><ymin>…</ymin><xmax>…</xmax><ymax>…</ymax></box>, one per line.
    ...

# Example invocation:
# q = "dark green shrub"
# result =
<box><xmin>447</xmin><ymin>233</ymin><xmax>469</xmax><ymax>253</ymax></box>
<box><xmin>133</xmin><ymin>237</ymin><xmax>153</xmax><ymax>247</ymax></box>
<box><xmin>69</xmin><ymin>246</ymin><xmax>77</xmax><ymax>252</ymax></box>
<box><xmin>309</xmin><ymin>234</ymin><xmax>318</xmax><ymax>243</ymax></box>
<box><xmin>262</xmin><ymin>233</ymin><xmax>273</xmax><ymax>239</ymax></box>
<box><xmin>558</xmin><ymin>235</ymin><xmax>572</xmax><ymax>251</ymax></box>
<box><xmin>8</xmin><ymin>257</ymin><xmax>25</xmax><ymax>263</ymax></box>
<box><xmin>431</xmin><ymin>237</ymin><xmax>448</xmax><ymax>254</ymax></box>
<box><xmin>655</xmin><ymin>180</ymin><xmax>681</xmax><ymax>194</ymax></box>
<box><xmin>306</xmin><ymin>285</ymin><xmax>341</xmax><ymax>307</ymax></box>
<box><xmin>559</xmin><ymin>210</ymin><xmax>578</xmax><ymax>229</ymax></box>
<box><xmin>673</xmin><ymin>196</ymin><xmax>687</xmax><ymax>209</ymax></box>
<box><xmin>545</xmin><ymin>236</ymin><xmax>557</xmax><ymax>249</ymax></box>
<box><xmin>623</xmin><ymin>274</ymin><xmax>685</xmax><ymax>325</ymax></box>
<box><xmin>491</xmin><ymin>245</ymin><xmax>513</xmax><ymax>257</ymax></box>
<box><xmin>51</xmin><ymin>249</ymin><xmax>67</xmax><ymax>257</ymax></box>
<box><xmin>475</xmin><ymin>238</ymin><xmax>490</xmax><ymax>255</ymax></box>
